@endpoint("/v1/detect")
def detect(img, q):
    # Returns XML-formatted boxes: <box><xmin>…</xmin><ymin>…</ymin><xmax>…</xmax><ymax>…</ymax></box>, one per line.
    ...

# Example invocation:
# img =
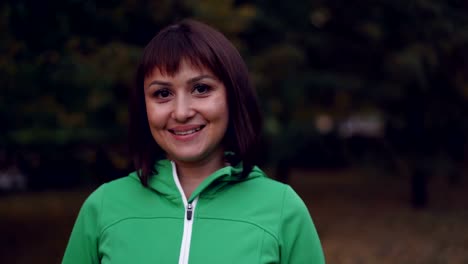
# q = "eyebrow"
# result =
<box><xmin>146</xmin><ymin>74</ymin><xmax>216</xmax><ymax>89</ymax></box>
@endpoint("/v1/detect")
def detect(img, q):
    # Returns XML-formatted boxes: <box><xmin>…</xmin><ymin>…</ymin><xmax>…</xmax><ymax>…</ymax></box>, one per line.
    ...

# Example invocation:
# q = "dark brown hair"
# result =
<box><xmin>129</xmin><ymin>19</ymin><xmax>262</xmax><ymax>185</ymax></box>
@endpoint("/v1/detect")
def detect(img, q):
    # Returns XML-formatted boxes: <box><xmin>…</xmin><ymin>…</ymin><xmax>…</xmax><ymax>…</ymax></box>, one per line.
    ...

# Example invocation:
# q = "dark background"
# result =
<box><xmin>1</xmin><ymin>0</ymin><xmax>467</xmax><ymax>263</ymax></box>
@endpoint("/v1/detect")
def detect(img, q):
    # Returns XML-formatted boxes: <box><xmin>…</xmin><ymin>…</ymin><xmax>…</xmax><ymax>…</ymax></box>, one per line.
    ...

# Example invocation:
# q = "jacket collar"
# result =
<box><xmin>130</xmin><ymin>157</ymin><xmax>264</xmax><ymax>202</ymax></box>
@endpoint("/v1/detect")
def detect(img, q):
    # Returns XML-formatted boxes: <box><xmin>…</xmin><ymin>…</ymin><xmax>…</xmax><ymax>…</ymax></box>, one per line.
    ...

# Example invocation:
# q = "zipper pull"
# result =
<box><xmin>186</xmin><ymin>203</ymin><xmax>193</xmax><ymax>220</ymax></box>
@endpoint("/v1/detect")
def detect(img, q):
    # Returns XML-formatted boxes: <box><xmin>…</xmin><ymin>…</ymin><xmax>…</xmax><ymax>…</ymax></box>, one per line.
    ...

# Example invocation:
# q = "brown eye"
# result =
<box><xmin>154</xmin><ymin>88</ymin><xmax>171</xmax><ymax>98</ymax></box>
<box><xmin>193</xmin><ymin>84</ymin><xmax>211</xmax><ymax>94</ymax></box>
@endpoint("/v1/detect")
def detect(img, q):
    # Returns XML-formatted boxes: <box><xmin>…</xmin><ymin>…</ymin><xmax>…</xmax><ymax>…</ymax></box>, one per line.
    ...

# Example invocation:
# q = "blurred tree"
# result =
<box><xmin>244</xmin><ymin>0</ymin><xmax>468</xmax><ymax>207</ymax></box>
<box><xmin>1</xmin><ymin>0</ymin><xmax>181</xmax><ymax>187</ymax></box>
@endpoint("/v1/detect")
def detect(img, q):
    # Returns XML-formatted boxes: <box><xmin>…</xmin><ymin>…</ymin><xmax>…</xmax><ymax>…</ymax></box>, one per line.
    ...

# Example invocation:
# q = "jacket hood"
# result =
<box><xmin>130</xmin><ymin>158</ymin><xmax>266</xmax><ymax>202</ymax></box>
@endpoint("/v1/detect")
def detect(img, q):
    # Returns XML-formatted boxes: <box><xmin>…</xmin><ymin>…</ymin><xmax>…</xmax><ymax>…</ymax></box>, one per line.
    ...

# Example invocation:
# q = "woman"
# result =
<box><xmin>63</xmin><ymin>19</ymin><xmax>325</xmax><ymax>264</ymax></box>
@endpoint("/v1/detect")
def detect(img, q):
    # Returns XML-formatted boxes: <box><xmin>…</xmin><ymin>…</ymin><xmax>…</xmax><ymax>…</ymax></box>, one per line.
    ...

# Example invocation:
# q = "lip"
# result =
<box><xmin>169</xmin><ymin>124</ymin><xmax>205</xmax><ymax>133</ymax></box>
<box><xmin>168</xmin><ymin>124</ymin><xmax>205</xmax><ymax>141</ymax></box>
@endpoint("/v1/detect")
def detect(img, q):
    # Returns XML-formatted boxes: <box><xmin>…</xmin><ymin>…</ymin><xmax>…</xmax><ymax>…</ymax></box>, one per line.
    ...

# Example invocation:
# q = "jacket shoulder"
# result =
<box><xmin>101</xmin><ymin>172</ymin><xmax>142</xmax><ymax>191</ymax></box>
<box><xmin>247</xmin><ymin>175</ymin><xmax>289</xmax><ymax>196</ymax></box>
<box><xmin>84</xmin><ymin>174</ymin><xmax>156</xmax><ymax>229</ymax></box>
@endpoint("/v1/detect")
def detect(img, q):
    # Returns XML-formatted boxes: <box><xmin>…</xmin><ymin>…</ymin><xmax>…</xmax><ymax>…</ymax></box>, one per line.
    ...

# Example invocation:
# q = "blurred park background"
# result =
<box><xmin>1</xmin><ymin>0</ymin><xmax>468</xmax><ymax>263</ymax></box>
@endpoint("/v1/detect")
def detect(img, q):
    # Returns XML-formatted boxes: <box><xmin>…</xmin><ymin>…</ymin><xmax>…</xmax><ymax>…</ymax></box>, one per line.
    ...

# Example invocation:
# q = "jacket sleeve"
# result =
<box><xmin>279</xmin><ymin>185</ymin><xmax>325</xmax><ymax>264</ymax></box>
<box><xmin>62</xmin><ymin>185</ymin><xmax>104</xmax><ymax>264</ymax></box>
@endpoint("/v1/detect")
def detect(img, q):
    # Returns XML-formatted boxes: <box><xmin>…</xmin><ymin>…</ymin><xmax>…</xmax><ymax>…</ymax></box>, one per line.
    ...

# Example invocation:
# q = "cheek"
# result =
<box><xmin>207</xmin><ymin>96</ymin><xmax>229</xmax><ymax>123</ymax></box>
<box><xmin>145</xmin><ymin>101</ymin><xmax>167</xmax><ymax>129</ymax></box>
<box><xmin>212</xmin><ymin>102</ymin><xmax>229</xmax><ymax>137</ymax></box>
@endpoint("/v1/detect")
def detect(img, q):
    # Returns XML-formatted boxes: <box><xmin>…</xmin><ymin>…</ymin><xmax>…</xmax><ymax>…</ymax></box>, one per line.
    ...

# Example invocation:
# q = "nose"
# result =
<box><xmin>172</xmin><ymin>94</ymin><xmax>195</xmax><ymax>122</ymax></box>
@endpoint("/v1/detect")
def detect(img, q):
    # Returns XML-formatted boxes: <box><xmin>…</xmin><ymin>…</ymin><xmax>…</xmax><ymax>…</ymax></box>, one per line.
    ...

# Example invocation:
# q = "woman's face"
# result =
<box><xmin>144</xmin><ymin>60</ymin><xmax>229</xmax><ymax>165</ymax></box>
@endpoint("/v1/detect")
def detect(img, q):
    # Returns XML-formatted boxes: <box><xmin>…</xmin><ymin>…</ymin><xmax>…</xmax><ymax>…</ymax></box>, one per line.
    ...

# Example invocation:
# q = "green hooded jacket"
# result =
<box><xmin>62</xmin><ymin>159</ymin><xmax>325</xmax><ymax>264</ymax></box>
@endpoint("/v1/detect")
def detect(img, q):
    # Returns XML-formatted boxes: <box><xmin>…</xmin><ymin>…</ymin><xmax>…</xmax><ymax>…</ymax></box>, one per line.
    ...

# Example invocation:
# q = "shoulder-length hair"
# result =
<box><xmin>129</xmin><ymin>19</ymin><xmax>263</xmax><ymax>186</ymax></box>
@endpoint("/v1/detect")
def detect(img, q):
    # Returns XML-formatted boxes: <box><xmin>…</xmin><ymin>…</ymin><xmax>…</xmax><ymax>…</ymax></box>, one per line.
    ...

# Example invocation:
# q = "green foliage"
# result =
<box><xmin>246</xmin><ymin>0</ymin><xmax>468</xmax><ymax>163</ymax></box>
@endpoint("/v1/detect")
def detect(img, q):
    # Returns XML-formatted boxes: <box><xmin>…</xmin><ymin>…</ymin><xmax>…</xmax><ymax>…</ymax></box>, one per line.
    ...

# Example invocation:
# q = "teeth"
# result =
<box><xmin>173</xmin><ymin>127</ymin><xmax>201</xmax><ymax>135</ymax></box>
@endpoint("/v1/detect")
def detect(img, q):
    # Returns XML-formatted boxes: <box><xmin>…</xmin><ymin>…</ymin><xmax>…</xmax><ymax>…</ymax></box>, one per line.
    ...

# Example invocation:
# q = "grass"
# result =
<box><xmin>1</xmin><ymin>169</ymin><xmax>467</xmax><ymax>264</ymax></box>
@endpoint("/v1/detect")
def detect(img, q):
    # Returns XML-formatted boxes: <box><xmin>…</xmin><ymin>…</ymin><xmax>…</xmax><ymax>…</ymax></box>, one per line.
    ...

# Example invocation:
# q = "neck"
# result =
<box><xmin>172</xmin><ymin>149</ymin><xmax>225</xmax><ymax>199</ymax></box>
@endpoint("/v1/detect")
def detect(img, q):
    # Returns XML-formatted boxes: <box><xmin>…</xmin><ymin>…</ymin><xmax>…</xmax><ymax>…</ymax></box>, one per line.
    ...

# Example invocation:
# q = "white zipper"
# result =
<box><xmin>172</xmin><ymin>162</ymin><xmax>198</xmax><ymax>264</ymax></box>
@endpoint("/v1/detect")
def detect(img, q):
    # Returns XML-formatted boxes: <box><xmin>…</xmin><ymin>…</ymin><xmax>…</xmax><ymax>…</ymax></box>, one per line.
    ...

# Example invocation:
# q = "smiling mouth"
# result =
<box><xmin>169</xmin><ymin>125</ymin><xmax>205</xmax><ymax>136</ymax></box>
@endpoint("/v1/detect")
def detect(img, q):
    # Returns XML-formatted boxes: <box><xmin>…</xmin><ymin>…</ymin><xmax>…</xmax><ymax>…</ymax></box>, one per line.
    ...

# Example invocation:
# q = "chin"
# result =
<box><xmin>169</xmin><ymin>152</ymin><xmax>207</xmax><ymax>163</ymax></box>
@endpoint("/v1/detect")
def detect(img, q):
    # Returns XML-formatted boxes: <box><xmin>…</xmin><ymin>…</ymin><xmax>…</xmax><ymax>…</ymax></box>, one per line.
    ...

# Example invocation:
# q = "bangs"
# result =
<box><xmin>140</xmin><ymin>24</ymin><xmax>217</xmax><ymax>78</ymax></box>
